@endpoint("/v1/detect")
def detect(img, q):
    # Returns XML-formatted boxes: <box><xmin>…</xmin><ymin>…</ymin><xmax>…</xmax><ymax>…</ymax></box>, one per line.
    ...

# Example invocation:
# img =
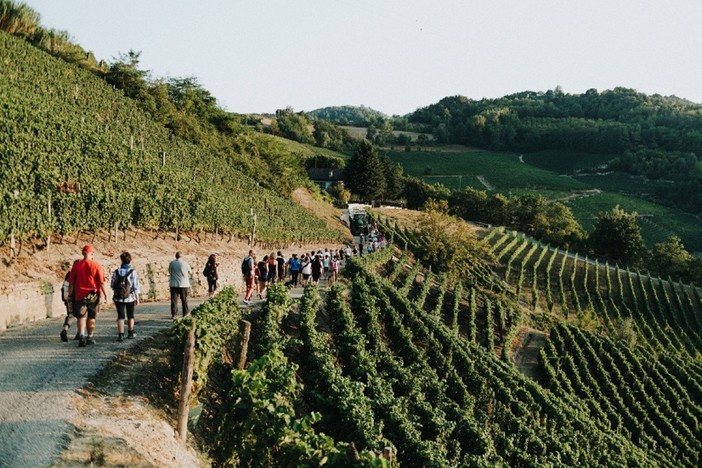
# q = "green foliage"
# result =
<box><xmin>345</xmin><ymin>140</ymin><xmax>387</xmax><ymax>202</ymax></box>
<box><xmin>275</xmin><ymin>108</ymin><xmax>314</xmax><ymax>145</ymax></box>
<box><xmin>308</xmin><ymin>105</ymin><xmax>389</xmax><ymax>126</ymax></box>
<box><xmin>589</xmin><ymin>206</ymin><xmax>646</xmax><ymax>266</ymax></box>
<box><xmin>0</xmin><ymin>31</ymin><xmax>342</xmax><ymax>244</ymax></box>
<box><xmin>168</xmin><ymin>287</ymin><xmax>241</xmax><ymax>400</ymax></box>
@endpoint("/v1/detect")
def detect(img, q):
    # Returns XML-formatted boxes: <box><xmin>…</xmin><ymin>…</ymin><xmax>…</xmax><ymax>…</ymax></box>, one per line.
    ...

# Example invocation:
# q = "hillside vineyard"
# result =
<box><xmin>0</xmin><ymin>31</ymin><xmax>341</xmax><ymax>245</ymax></box>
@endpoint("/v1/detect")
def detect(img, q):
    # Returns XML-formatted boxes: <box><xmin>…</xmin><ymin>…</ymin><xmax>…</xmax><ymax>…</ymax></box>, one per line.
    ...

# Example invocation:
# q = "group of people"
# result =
<box><xmin>241</xmin><ymin>246</ymin><xmax>359</xmax><ymax>305</ymax></box>
<box><xmin>359</xmin><ymin>225</ymin><xmax>387</xmax><ymax>254</ymax></box>
<box><xmin>59</xmin><ymin>246</ymin><xmax>206</xmax><ymax>347</ymax></box>
<box><xmin>59</xmin><ymin>237</ymin><xmax>385</xmax><ymax>345</ymax></box>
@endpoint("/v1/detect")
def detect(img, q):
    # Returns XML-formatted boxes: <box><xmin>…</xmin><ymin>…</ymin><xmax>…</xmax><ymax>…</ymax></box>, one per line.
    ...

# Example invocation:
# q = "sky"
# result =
<box><xmin>21</xmin><ymin>1</ymin><xmax>702</xmax><ymax>116</ymax></box>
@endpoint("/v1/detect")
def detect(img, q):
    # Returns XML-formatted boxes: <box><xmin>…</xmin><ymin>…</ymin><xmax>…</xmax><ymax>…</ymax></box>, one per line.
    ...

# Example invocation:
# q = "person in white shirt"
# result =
<box><xmin>168</xmin><ymin>252</ymin><xmax>191</xmax><ymax>319</ymax></box>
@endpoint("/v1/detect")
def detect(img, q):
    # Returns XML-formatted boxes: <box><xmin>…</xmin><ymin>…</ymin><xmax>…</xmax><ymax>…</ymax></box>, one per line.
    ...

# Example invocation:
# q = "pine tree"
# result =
<box><xmin>345</xmin><ymin>140</ymin><xmax>386</xmax><ymax>202</ymax></box>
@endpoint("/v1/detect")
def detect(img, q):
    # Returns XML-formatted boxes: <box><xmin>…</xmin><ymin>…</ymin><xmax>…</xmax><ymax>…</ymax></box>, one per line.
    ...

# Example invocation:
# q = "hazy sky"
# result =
<box><xmin>22</xmin><ymin>1</ymin><xmax>702</xmax><ymax>115</ymax></box>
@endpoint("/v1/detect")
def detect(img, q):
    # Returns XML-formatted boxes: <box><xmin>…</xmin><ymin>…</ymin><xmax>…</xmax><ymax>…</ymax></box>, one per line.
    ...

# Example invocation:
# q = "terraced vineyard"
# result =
<box><xmin>0</xmin><ymin>31</ymin><xmax>341</xmax><ymax>246</ymax></box>
<box><xmin>360</xmin><ymin>214</ymin><xmax>702</xmax><ymax>465</ymax></box>
<box><xmin>188</xmin><ymin>252</ymin><xmax>673</xmax><ymax>465</ymax></box>
<box><xmin>483</xmin><ymin>228</ymin><xmax>702</xmax><ymax>356</ymax></box>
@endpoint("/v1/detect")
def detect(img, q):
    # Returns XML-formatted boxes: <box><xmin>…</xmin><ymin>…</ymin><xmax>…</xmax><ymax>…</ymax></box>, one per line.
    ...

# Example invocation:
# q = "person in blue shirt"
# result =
<box><xmin>288</xmin><ymin>253</ymin><xmax>301</xmax><ymax>287</ymax></box>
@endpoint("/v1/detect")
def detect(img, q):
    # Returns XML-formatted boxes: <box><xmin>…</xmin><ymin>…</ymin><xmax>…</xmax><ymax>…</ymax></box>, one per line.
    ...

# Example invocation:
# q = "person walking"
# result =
<box><xmin>267</xmin><ymin>253</ymin><xmax>277</xmax><ymax>284</ymax></box>
<box><xmin>59</xmin><ymin>262</ymin><xmax>80</xmax><ymax>342</ymax></box>
<box><xmin>330</xmin><ymin>254</ymin><xmax>340</xmax><ymax>284</ymax></box>
<box><xmin>242</xmin><ymin>250</ymin><xmax>256</xmax><ymax>305</ymax></box>
<box><xmin>110</xmin><ymin>252</ymin><xmax>140</xmax><ymax>341</ymax></box>
<box><xmin>203</xmin><ymin>254</ymin><xmax>219</xmax><ymax>298</ymax></box>
<box><xmin>288</xmin><ymin>253</ymin><xmax>301</xmax><ymax>287</ymax></box>
<box><xmin>301</xmin><ymin>254</ymin><xmax>312</xmax><ymax>286</ymax></box>
<box><xmin>257</xmin><ymin>255</ymin><xmax>269</xmax><ymax>299</ymax></box>
<box><xmin>67</xmin><ymin>245</ymin><xmax>107</xmax><ymax>347</ymax></box>
<box><xmin>311</xmin><ymin>253</ymin><xmax>323</xmax><ymax>285</ymax></box>
<box><xmin>276</xmin><ymin>251</ymin><xmax>286</xmax><ymax>283</ymax></box>
<box><xmin>169</xmin><ymin>252</ymin><xmax>191</xmax><ymax>319</ymax></box>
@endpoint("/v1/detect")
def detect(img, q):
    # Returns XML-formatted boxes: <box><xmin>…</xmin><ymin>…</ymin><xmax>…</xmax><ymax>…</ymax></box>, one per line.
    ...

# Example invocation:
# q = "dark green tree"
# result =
<box><xmin>589</xmin><ymin>206</ymin><xmax>646</xmax><ymax>266</ymax></box>
<box><xmin>380</xmin><ymin>153</ymin><xmax>404</xmax><ymax>200</ymax></box>
<box><xmin>345</xmin><ymin>140</ymin><xmax>386</xmax><ymax>202</ymax></box>
<box><xmin>275</xmin><ymin>108</ymin><xmax>314</xmax><ymax>145</ymax></box>
<box><xmin>649</xmin><ymin>236</ymin><xmax>691</xmax><ymax>279</ymax></box>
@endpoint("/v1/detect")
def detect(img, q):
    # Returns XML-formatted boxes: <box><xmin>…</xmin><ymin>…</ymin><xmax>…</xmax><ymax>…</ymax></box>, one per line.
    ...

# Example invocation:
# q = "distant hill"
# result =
<box><xmin>307</xmin><ymin>105</ymin><xmax>389</xmax><ymax>126</ymax></box>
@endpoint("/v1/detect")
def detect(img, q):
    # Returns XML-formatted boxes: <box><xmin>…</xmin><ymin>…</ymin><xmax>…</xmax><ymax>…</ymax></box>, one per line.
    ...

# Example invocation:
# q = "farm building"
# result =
<box><xmin>307</xmin><ymin>167</ymin><xmax>345</xmax><ymax>191</ymax></box>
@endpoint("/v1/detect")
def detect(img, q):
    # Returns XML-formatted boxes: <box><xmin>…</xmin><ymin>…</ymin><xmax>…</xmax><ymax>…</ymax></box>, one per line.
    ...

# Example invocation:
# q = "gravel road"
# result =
<box><xmin>0</xmin><ymin>299</ymin><xmax>203</xmax><ymax>468</ymax></box>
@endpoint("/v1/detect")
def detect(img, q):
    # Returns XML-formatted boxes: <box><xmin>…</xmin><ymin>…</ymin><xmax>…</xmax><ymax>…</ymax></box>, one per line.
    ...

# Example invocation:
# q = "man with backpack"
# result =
<box><xmin>242</xmin><ymin>250</ymin><xmax>255</xmax><ymax>305</ymax></box>
<box><xmin>67</xmin><ymin>245</ymin><xmax>107</xmax><ymax>347</ymax></box>
<box><xmin>60</xmin><ymin>262</ymin><xmax>80</xmax><ymax>342</ymax></box>
<box><xmin>110</xmin><ymin>251</ymin><xmax>140</xmax><ymax>341</ymax></box>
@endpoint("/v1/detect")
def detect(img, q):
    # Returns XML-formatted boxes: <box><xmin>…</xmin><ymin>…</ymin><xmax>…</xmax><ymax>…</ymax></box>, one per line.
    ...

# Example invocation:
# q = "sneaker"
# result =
<box><xmin>74</xmin><ymin>332</ymin><xmax>81</xmax><ymax>340</ymax></box>
<box><xmin>78</xmin><ymin>336</ymin><xmax>87</xmax><ymax>347</ymax></box>
<box><xmin>127</xmin><ymin>330</ymin><xmax>135</xmax><ymax>339</ymax></box>
<box><xmin>117</xmin><ymin>333</ymin><xmax>124</xmax><ymax>342</ymax></box>
<box><xmin>86</xmin><ymin>336</ymin><xmax>96</xmax><ymax>345</ymax></box>
<box><xmin>60</xmin><ymin>329</ymin><xmax>68</xmax><ymax>342</ymax></box>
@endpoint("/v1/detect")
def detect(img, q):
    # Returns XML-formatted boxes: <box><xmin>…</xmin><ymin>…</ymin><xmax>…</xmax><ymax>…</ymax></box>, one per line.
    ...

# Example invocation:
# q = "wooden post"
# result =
<box><xmin>382</xmin><ymin>447</ymin><xmax>393</xmax><ymax>462</ymax></box>
<box><xmin>236</xmin><ymin>320</ymin><xmax>252</xmax><ymax>371</ymax></box>
<box><xmin>9</xmin><ymin>231</ymin><xmax>15</xmax><ymax>259</ymax></box>
<box><xmin>177</xmin><ymin>320</ymin><xmax>196</xmax><ymax>443</ymax></box>
<box><xmin>46</xmin><ymin>193</ymin><xmax>52</xmax><ymax>251</ymax></box>
<box><xmin>114</xmin><ymin>222</ymin><xmax>118</xmax><ymax>242</ymax></box>
<box><xmin>162</xmin><ymin>151</ymin><xmax>166</xmax><ymax>167</ymax></box>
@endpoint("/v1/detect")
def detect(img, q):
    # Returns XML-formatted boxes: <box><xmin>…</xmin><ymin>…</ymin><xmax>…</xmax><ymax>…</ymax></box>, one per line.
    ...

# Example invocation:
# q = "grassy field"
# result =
<box><xmin>388</xmin><ymin>147</ymin><xmax>702</xmax><ymax>252</ymax></box>
<box><xmin>522</xmin><ymin>150</ymin><xmax>614</xmax><ymax>174</ymax></box>
<box><xmin>388</xmin><ymin>150</ymin><xmax>589</xmax><ymax>192</ymax></box>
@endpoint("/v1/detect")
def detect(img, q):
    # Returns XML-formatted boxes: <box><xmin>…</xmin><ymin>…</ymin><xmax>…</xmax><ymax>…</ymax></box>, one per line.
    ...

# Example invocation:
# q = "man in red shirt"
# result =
<box><xmin>67</xmin><ymin>245</ymin><xmax>107</xmax><ymax>347</ymax></box>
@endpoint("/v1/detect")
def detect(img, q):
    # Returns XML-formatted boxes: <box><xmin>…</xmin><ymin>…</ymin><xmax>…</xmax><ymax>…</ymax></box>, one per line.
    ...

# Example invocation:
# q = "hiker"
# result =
<box><xmin>329</xmin><ymin>254</ymin><xmax>340</xmax><ymax>284</ymax></box>
<box><xmin>301</xmin><ymin>254</ymin><xmax>312</xmax><ymax>286</ymax></box>
<box><xmin>257</xmin><ymin>255</ymin><xmax>269</xmax><ymax>299</ymax></box>
<box><xmin>169</xmin><ymin>252</ymin><xmax>191</xmax><ymax>319</ymax></box>
<box><xmin>267</xmin><ymin>252</ymin><xmax>277</xmax><ymax>284</ymax></box>
<box><xmin>59</xmin><ymin>262</ymin><xmax>80</xmax><ymax>342</ymax></box>
<box><xmin>110</xmin><ymin>251</ymin><xmax>140</xmax><ymax>341</ymax></box>
<box><xmin>66</xmin><ymin>245</ymin><xmax>107</xmax><ymax>347</ymax></box>
<box><xmin>276</xmin><ymin>251</ymin><xmax>286</xmax><ymax>283</ymax></box>
<box><xmin>311</xmin><ymin>253</ymin><xmax>323</xmax><ymax>285</ymax></box>
<box><xmin>242</xmin><ymin>250</ymin><xmax>256</xmax><ymax>305</ymax></box>
<box><xmin>323</xmin><ymin>250</ymin><xmax>330</xmax><ymax>280</ymax></box>
<box><xmin>203</xmin><ymin>254</ymin><xmax>219</xmax><ymax>298</ymax></box>
<box><xmin>288</xmin><ymin>253</ymin><xmax>301</xmax><ymax>287</ymax></box>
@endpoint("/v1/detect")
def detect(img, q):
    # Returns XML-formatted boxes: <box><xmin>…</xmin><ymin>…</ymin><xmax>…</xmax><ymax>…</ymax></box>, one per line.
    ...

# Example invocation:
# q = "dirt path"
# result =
<box><xmin>476</xmin><ymin>175</ymin><xmax>495</xmax><ymax>191</ymax></box>
<box><xmin>511</xmin><ymin>327</ymin><xmax>547</xmax><ymax>380</ymax></box>
<box><xmin>0</xmin><ymin>299</ymin><xmax>203</xmax><ymax>468</ymax></box>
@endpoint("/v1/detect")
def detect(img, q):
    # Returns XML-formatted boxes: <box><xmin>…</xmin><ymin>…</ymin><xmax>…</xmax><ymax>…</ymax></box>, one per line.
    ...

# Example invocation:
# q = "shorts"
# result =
<box><xmin>207</xmin><ymin>277</ymin><xmax>218</xmax><ymax>293</ymax></box>
<box><xmin>267</xmin><ymin>271</ymin><xmax>276</xmax><ymax>283</ymax></box>
<box><xmin>245</xmin><ymin>275</ymin><xmax>255</xmax><ymax>289</ymax></box>
<box><xmin>73</xmin><ymin>292</ymin><xmax>100</xmax><ymax>319</ymax></box>
<box><xmin>115</xmin><ymin>301</ymin><xmax>135</xmax><ymax>320</ymax></box>
<box><xmin>302</xmin><ymin>273</ymin><xmax>311</xmax><ymax>280</ymax></box>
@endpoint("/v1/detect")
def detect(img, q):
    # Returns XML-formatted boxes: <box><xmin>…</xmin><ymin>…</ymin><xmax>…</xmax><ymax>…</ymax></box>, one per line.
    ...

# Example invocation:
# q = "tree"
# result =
<box><xmin>649</xmin><ymin>236</ymin><xmax>691</xmax><ymax>279</ymax></box>
<box><xmin>380</xmin><ymin>153</ymin><xmax>404</xmax><ymax>200</ymax></box>
<box><xmin>105</xmin><ymin>50</ymin><xmax>150</xmax><ymax>100</ymax></box>
<box><xmin>275</xmin><ymin>108</ymin><xmax>314</xmax><ymax>145</ymax></box>
<box><xmin>345</xmin><ymin>140</ymin><xmax>386</xmax><ymax>202</ymax></box>
<box><xmin>589</xmin><ymin>206</ymin><xmax>646</xmax><ymax>266</ymax></box>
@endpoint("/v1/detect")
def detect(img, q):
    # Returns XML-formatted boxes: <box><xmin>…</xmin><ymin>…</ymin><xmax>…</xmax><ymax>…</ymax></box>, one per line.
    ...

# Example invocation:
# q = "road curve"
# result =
<box><xmin>0</xmin><ymin>299</ymin><xmax>203</xmax><ymax>468</ymax></box>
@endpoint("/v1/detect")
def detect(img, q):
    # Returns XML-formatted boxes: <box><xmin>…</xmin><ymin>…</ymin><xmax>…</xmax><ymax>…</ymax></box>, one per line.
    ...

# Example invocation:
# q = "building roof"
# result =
<box><xmin>307</xmin><ymin>168</ymin><xmax>345</xmax><ymax>182</ymax></box>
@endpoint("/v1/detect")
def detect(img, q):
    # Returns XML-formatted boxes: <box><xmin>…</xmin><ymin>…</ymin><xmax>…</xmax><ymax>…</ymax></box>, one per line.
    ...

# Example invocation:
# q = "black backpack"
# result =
<box><xmin>241</xmin><ymin>257</ymin><xmax>252</xmax><ymax>275</ymax></box>
<box><xmin>114</xmin><ymin>269</ymin><xmax>133</xmax><ymax>300</ymax></box>
<box><xmin>203</xmin><ymin>263</ymin><xmax>212</xmax><ymax>278</ymax></box>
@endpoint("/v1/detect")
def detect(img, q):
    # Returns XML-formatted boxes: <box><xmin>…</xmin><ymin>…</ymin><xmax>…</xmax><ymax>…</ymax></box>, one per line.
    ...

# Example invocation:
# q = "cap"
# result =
<box><xmin>82</xmin><ymin>244</ymin><xmax>94</xmax><ymax>254</ymax></box>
